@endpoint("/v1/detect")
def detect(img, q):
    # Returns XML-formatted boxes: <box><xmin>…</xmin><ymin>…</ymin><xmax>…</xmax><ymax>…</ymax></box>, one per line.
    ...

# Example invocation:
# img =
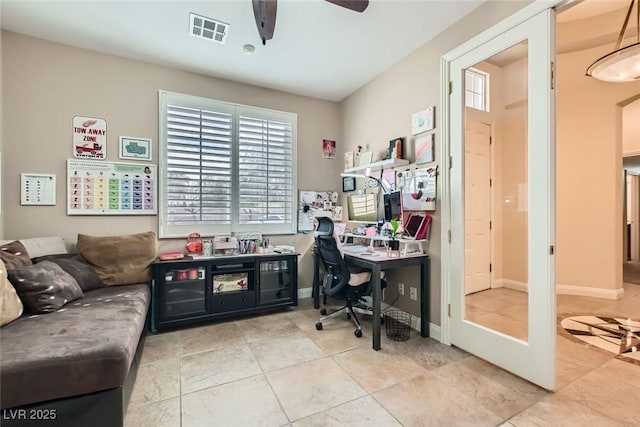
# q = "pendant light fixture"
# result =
<box><xmin>586</xmin><ymin>0</ymin><xmax>640</xmax><ymax>82</ymax></box>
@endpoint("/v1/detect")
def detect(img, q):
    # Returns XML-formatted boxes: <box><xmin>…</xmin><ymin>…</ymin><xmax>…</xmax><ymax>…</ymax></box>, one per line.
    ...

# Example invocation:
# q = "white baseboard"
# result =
<box><xmin>298</xmin><ymin>287</ymin><xmax>313</xmax><ymax>299</ymax></box>
<box><xmin>493</xmin><ymin>279</ymin><xmax>624</xmax><ymax>300</ymax></box>
<box><xmin>383</xmin><ymin>302</ymin><xmax>441</xmax><ymax>342</ymax></box>
<box><xmin>557</xmin><ymin>284</ymin><xmax>624</xmax><ymax>300</ymax></box>
<box><xmin>494</xmin><ymin>279</ymin><xmax>528</xmax><ymax>292</ymax></box>
<box><xmin>429</xmin><ymin>323</ymin><xmax>442</xmax><ymax>341</ymax></box>
<box><xmin>299</xmin><ymin>294</ymin><xmax>442</xmax><ymax>341</ymax></box>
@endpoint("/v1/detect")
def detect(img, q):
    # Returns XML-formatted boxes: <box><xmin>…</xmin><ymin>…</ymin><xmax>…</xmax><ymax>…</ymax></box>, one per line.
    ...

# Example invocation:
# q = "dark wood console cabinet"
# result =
<box><xmin>151</xmin><ymin>253</ymin><xmax>298</xmax><ymax>331</ymax></box>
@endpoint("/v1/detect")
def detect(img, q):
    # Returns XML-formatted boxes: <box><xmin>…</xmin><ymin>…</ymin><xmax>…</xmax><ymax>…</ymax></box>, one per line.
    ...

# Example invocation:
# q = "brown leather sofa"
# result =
<box><xmin>0</xmin><ymin>233</ymin><xmax>156</xmax><ymax>427</ymax></box>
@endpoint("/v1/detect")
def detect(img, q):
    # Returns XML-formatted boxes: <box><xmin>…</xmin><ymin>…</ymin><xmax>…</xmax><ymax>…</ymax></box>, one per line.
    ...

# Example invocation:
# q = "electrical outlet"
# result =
<box><xmin>398</xmin><ymin>282</ymin><xmax>405</xmax><ymax>295</ymax></box>
<box><xmin>410</xmin><ymin>287</ymin><xmax>417</xmax><ymax>301</ymax></box>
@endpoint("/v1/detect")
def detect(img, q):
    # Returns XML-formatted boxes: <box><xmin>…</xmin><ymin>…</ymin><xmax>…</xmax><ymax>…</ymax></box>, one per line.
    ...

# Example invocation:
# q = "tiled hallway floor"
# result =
<box><xmin>126</xmin><ymin>286</ymin><xmax>640</xmax><ymax>426</ymax></box>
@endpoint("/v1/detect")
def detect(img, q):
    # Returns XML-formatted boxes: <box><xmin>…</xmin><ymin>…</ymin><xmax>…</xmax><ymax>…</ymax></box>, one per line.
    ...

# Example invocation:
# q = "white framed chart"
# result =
<box><xmin>67</xmin><ymin>159</ymin><xmax>157</xmax><ymax>215</ymax></box>
<box><xmin>21</xmin><ymin>173</ymin><xmax>56</xmax><ymax>205</ymax></box>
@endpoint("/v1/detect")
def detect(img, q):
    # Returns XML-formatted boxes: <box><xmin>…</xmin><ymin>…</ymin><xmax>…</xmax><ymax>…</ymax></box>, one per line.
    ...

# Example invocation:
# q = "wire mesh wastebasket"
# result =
<box><xmin>384</xmin><ymin>310</ymin><xmax>412</xmax><ymax>341</ymax></box>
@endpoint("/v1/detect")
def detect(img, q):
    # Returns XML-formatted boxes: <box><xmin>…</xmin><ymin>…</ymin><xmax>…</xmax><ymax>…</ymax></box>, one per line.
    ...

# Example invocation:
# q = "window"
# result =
<box><xmin>159</xmin><ymin>91</ymin><xmax>297</xmax><ymax>238</ymax></box>
<box><xmin>465</xmin><ymin>68</ymin><xmax>489</xmax><ymax>112</ymax></box>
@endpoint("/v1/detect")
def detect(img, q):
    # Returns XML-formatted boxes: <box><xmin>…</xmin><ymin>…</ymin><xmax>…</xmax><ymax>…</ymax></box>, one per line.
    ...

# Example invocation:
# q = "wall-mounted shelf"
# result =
<box><xmin>343</xmin><ymin>158</ymin><xmax>410</xmax><ymax>175</ymax></box>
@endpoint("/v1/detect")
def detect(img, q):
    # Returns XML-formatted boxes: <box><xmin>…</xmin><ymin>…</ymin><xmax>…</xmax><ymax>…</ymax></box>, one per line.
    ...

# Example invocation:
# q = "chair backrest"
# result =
<box><xmin>314</xmin><ymin>217</ymin><xmax>350</xmax><ymax>297</ymax></box>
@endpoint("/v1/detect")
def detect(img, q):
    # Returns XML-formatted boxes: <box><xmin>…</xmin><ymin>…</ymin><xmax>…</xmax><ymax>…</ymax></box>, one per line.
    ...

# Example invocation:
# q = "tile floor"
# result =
<box><xmin>126</xmin><ymin>285</ymin><xmax>640</xmax><ymax>427</ymax></box>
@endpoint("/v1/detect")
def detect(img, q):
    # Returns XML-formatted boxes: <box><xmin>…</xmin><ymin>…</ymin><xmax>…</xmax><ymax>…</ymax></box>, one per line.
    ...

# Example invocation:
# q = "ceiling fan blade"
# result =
<box><xmin>326</xmin><ymin>0</ymin><xmax>369</xmax><ymax>13</ymax></box>
<box><xmin>252</xmin><ymin>0</ymin><xmax>277</xmax><ymax>45</ymax></box>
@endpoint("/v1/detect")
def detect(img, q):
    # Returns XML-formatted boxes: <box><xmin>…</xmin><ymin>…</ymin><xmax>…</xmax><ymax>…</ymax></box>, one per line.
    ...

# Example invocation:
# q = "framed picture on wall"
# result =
<box><xmin>411</xmin><ymin>106</ymin><xmax>435</xmax><ymax>135</ymax></box>
<box><xmin>119</xmin><ymin>136</ymin><xmax>152</xmax><ymax>161</ymax></box>
<box><xmin>415</xmin><ymin>133</ymin><xmax>434</xmax><ymax>165</ymax></box>
<box><xmin>344</xmin><ymin>151</ymin><xmax>354</xmax><ymax>170</ymax></box>
<box><xmin>342</xmin><ymin>176</ymin><xmax>356</xmax><ymax>192</ymax></box>
<box><xmin>322</xmin><ymin>139</ymin><xmax>336</xmax><ymax>159</ymax></box>
<box><xmin>358</xmin><ymin>151</ymin><xmax>373</xmax><ymax>166</ymax></box>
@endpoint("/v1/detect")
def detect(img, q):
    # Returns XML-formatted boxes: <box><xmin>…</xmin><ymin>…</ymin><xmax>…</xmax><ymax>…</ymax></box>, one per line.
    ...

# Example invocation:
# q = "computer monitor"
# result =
<box><xmin>383</xmin><ymin>191</ymin><xmax>402</xmax><ymax>221</ymax></box>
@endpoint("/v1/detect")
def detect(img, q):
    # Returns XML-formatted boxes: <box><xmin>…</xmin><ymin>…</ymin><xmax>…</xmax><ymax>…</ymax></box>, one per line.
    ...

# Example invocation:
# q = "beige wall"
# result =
<box><xmin>556</xmin><ymin>43</ymin><xmax>640</xmax><ymax>293</ymax></box>
<box><xmin>623</xmin><ymin>99</ymin><xmax>640</xmax><ymax>155</ymax></box>
<box><xmin>497</xmin><ymin>56</ymin><xmax>528</xmax><ymax>284</ymax></box>
<box><xmin>340</xmin><ymin>1</ymin><xmax>531</xmax><ymax>325</ymax></box>
<box><xmin>1</xmin><ymin>31</ymin><xmax>343</xmax><ymax>289</ymax></box>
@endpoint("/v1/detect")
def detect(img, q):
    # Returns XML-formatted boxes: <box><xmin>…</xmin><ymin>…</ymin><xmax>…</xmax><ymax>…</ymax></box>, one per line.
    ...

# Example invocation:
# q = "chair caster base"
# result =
<box><xmin>354</xmin><ymin>329</ymin><xmax>363</xmax><ymax>338</ymax></box>
<box><xmin>320</xmin><ymin>308</ymin><xmax>327</xmax><ymax>315</ymax></box>
<box><xmin>315</xmin><ymin>322</ymin><xmax>323</xmax><ymax>330</ymax></box>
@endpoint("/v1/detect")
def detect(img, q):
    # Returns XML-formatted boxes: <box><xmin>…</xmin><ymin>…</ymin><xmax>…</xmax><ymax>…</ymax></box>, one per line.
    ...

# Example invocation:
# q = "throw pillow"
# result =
<box><xmin>77</xmin><ymin>231</ymin><xmax>158</xmax><ymax>286</ymax></box>
<box><xmin>0</xmin><ymin>259</ymin><xmax>23</xmax><ymax>326</ymax></box>
<box><xmin>0</xmin><ymin>241</ymin><xmax>32</xmax><ymax>270</ymax></box>
<box><xmin>32</xmin><ymin>254</ymin><xmax>104</xmax><ymax>292</ymax></box>
<box><xmin>8</xmin><ymin>261</ymin><xmax>84</xmax><ymax>314</ymax></box>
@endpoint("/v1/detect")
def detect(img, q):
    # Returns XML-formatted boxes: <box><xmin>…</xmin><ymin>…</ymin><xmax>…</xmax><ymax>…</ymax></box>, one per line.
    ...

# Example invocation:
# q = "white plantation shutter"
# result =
<box><xmin>165</xmin><ymin>105</ymin><xmax>233</xmax><ymax>226</ymax></box>
<box><xmin>237</xmin><ymin>110</ymin><xmax>294</xmax><ymax>226</ymax></box>
<box><xmin>159</xmin><ymin>92</ymin><xmax>297</xmax><ymax>237</ymax></box>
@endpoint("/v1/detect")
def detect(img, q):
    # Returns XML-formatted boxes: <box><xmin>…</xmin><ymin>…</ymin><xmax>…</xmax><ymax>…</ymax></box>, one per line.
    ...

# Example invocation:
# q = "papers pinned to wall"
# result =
<box><xmin>398</xmin><ymin>167</ymin><xmax>437</xmax><ymax>211</ymax></box>
<box><xmin>298</xmin><ymin>191</ymin><xmax>342</xmax><ymax>232</ymax></box>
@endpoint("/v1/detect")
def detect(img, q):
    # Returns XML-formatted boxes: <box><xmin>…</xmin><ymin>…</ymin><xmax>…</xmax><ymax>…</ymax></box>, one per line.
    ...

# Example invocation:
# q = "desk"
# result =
<box><xmin>342</xmin><ymin>233</ymin><xmax>427</xmax><ymax>256</ymax></box>
<box><xmin>313</xmin><ymin>247</ymin><xmax>430</xmax><ymax>351</ymax></box>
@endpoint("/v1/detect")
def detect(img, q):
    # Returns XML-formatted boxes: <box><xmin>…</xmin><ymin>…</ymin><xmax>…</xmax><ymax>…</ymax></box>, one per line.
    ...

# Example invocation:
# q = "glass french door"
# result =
<box><xmin>448</xmin><ymin>9</ymin><xmax>556</xmax><ymax>390</ymax></box>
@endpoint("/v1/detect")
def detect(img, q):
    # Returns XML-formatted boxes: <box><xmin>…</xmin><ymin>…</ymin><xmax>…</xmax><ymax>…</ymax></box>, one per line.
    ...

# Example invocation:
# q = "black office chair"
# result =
<box><xmin>313</xmin><ymin>217</ymin><xmax>385</xmax><ymax>338</ymax></box>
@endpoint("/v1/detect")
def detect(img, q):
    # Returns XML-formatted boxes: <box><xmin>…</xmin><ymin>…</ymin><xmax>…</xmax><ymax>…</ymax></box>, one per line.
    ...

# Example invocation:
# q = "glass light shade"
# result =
<box><xmin>586</xmin><ymin>42</ymin><xmax>640</xmax><ymax>82</ymax></box>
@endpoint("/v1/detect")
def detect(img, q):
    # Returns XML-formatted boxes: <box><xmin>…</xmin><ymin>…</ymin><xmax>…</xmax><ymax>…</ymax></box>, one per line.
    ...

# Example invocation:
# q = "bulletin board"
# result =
<box><xmin>67</xmin><ymin>159</ymin><xmax>157</xmax><ymax>215</ymax></box>
<box><xmin>298</xmin><ymin>191</ymin><xmax>342</xmax><ymax>232</ymax></box>
<box><xmin>398</xmin><ymin>167</ymin><xmax>437</xmax><ymax>211</ymax></box>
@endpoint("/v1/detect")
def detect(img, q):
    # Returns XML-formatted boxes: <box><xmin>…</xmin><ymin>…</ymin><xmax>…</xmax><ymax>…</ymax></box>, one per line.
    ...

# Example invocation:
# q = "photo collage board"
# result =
<box><xmin>298</xmin><ymin>191</ymin><xmax>342</xmax><ymax>232</ymax></box>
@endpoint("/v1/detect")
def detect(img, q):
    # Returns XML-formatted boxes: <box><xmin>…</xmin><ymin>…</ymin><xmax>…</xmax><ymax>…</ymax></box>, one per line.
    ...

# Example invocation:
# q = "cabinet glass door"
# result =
<box><xmin>162</xmin><ymin>266</ymin><xmax>207</xmax><ymax>319</ymax></box>
<box><xmin>258</xmin><ymin>259</ymin><xmax>293</xmax><ymax>305</ymax></box>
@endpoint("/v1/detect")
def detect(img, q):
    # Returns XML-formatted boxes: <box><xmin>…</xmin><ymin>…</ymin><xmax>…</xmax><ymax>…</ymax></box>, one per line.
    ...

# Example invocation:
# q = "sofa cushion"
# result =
<box><xmin>0</xmin><ymin>284</ymin><xmax>150</xmax><ymax>409</ymax></box>
<box><xmin>0</xmin><ymin>241</ymin><xmax>32</xmax><ymax>270</ymax></box>
<box><xmin>77</xmin><ymin>231</ymin><xmax>157</xmax><ymax>286</ymax></box>
<box><xmin>33</xmin><ymin>254</ymin><xmax>104</xmax><ymax>292</ymax></box>
<box><xmin>0</xmin><ymin>259</ymin><xmax>23</xmax><ymax>326</ymax></box>
<box><xmin>8</xmin><ymin>261</ymin><xmax>84</xmax><ymax>313</ymax></box>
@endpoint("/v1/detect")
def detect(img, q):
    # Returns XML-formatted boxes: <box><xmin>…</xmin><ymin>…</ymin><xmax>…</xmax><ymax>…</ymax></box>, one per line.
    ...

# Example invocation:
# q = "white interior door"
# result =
<box><xmin>465</xmin><ymin>122</ymin><xmax>492</xmax><ymax>295</ymax></box>
<box><xmin>447</xmin><ymin>9</ymin><xmax>556</xmax><ymax>390</ymax></box>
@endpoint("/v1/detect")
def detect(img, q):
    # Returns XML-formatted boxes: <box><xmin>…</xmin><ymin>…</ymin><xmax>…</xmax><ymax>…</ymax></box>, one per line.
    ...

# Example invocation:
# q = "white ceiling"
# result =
<box><xmin>0</xmin><ymin>0</ymin><xmax>486</xmax><ymax>102</ymax></box>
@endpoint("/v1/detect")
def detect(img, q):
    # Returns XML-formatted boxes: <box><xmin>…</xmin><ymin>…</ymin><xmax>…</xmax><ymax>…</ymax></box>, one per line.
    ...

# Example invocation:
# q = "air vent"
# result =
<box><xmin>190</xmin><ymin>13</ymin><xmax>229</xmax><ymax>44</ymax></box>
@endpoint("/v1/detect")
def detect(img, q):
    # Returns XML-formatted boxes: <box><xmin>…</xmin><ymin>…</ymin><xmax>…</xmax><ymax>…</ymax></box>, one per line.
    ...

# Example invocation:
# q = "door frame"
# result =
<box><xmin>440</xmin><ymin>0</ymin><xmax>573</xmax><ymax>345</ymax></box>
<box><xmin>440</xmin><ymin>0</ymin><xmax>573</xmax><ymax>390</ymax></box>
<box><xmin>624</xmin><ymin>170</ymin><xmax>640</xmax><ymax>261</ymax></box>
